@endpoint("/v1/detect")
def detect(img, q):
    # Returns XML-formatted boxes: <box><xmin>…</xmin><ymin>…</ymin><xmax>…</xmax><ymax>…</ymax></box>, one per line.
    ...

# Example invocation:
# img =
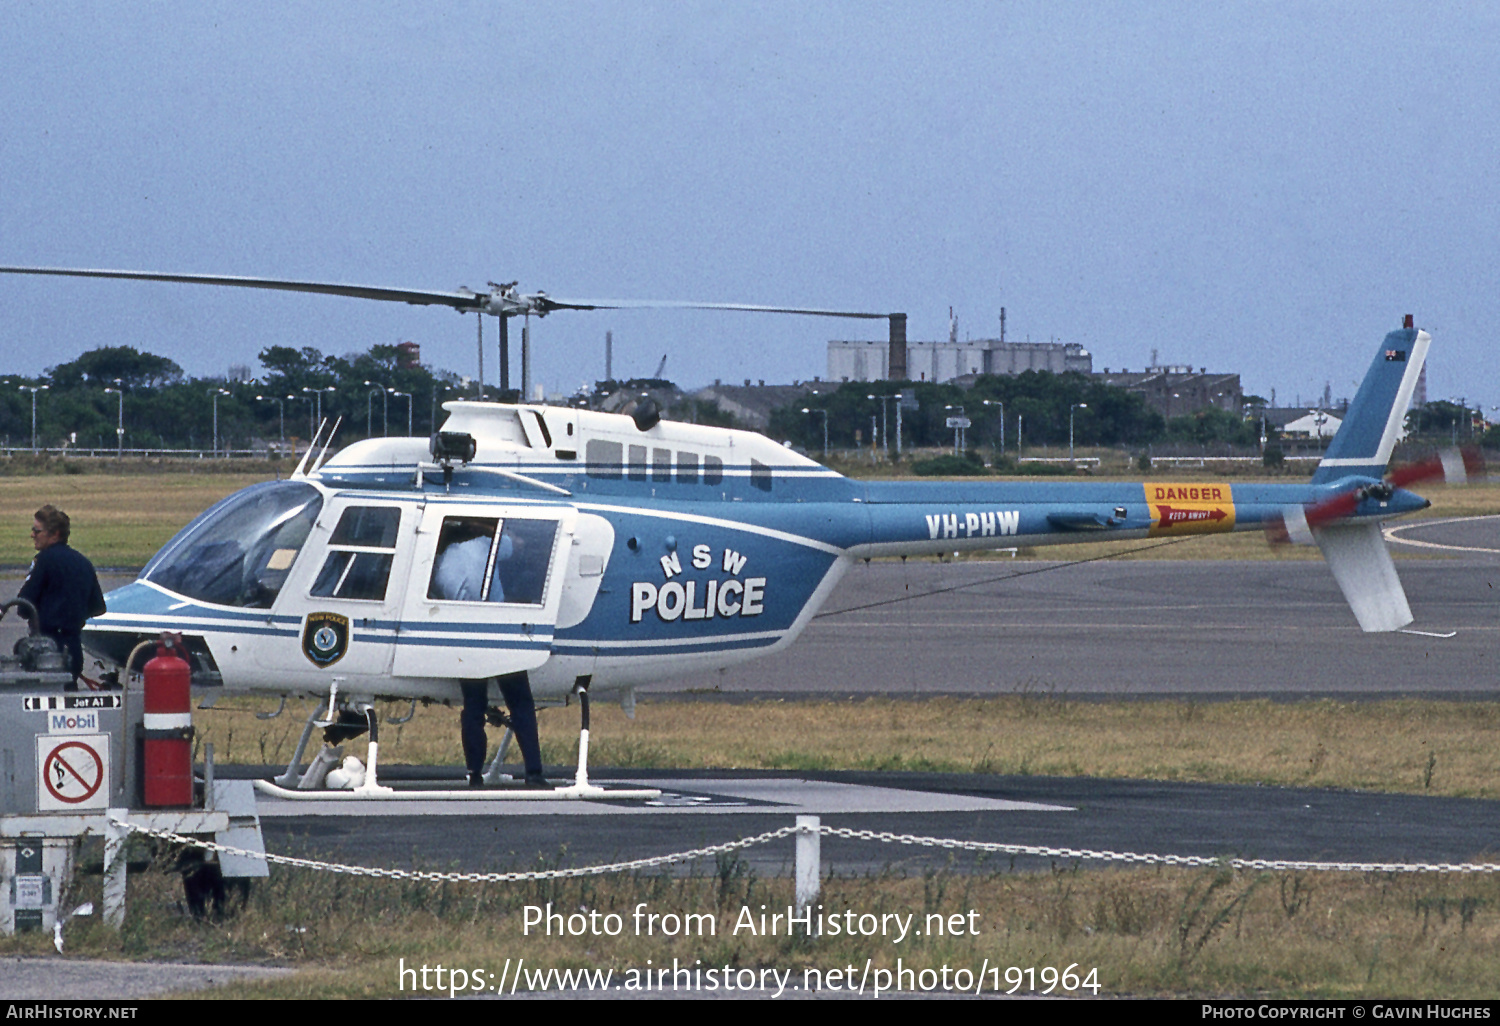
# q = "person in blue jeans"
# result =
<box><xmin>461</xmin><ymin>673</ymin><xmax>547</xmax><ymax>788</ymax></box>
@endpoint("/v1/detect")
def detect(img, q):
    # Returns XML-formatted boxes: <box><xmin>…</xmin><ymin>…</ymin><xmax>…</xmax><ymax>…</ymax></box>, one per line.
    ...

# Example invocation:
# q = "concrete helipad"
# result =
<box><xmin>253</xmin><ymin>776</ymin><xmax>1073</xmax><ymax>817</ymax></box>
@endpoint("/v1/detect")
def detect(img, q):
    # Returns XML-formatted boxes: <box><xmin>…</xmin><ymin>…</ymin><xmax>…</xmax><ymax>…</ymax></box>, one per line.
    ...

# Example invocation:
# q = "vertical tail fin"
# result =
<box><xmin>1310</xmin><ymin>319</ymin><xmax>1430</xmax><ymax>484</ymax></box>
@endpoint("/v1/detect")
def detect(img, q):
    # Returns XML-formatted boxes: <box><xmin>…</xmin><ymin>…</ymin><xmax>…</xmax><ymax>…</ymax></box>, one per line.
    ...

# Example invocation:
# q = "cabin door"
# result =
<box><xmin>392</xmin><ymin>502</ymin><xmax>577</xmax><ymax>679</ymax></box>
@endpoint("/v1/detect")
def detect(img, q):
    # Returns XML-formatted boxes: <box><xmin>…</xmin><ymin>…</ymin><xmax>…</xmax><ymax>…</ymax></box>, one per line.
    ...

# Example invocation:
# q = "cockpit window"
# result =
<box><xmin>143</xmin><ymin>481</ymin><xmax>323</xmax><ymax>608</ymax></box>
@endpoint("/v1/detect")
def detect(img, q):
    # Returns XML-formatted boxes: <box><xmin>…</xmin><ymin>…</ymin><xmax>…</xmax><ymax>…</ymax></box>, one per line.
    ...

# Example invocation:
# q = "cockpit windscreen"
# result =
<box><xmin>143</xmin><ymin>481</ymin><xmax>323</xmax><ymax>608</ymax></box>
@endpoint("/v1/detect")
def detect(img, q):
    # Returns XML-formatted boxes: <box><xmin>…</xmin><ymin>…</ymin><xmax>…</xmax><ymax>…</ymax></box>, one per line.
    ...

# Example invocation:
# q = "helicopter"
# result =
<box><xmin>0</xmin><ymin>267</ymin><xmax>1477</xmax><ymax>799</ymax></box>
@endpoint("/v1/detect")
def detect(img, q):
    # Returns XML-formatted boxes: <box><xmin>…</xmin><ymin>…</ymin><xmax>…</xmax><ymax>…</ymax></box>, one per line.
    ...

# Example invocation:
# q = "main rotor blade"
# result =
<box><xmin>539</xmin><ymin>297</ymin><xmax>892</xmax><ymax>318</ymax></box>
<box><xmin>0</xmin><ymin>266</ymin><xmax>896</xmax><ymax>321</ymax></box>
<box><xmin>0</xmin><ymin>266</ymin><xmax>486</xmax><ymax>311</ymax></box>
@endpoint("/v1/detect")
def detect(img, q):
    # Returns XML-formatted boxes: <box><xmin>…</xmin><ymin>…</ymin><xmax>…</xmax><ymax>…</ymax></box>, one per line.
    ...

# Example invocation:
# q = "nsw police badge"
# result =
<box><xmin>302</xmin><ymin>612</ymin><xmax>350</xmax><ymax>667</ymax></box>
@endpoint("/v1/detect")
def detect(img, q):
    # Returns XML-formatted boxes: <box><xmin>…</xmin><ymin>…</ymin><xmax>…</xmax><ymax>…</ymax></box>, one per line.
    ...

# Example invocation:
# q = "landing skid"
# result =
<box><xmin>252</xmin><ymin>780</ymin><xmax>663</xmax><ymax>801</ymax></box>
<box><xmin>262</xmin><ymin>680</ymin><xmax>660</xmax><ymax>801</ymax></box>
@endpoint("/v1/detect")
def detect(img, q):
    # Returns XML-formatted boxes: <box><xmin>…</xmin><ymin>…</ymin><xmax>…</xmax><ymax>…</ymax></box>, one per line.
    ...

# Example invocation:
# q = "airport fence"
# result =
<box><xmin>112</xmin><ymin>815</ymin><xmax>1500</xmax><ymax>888</ymax></box>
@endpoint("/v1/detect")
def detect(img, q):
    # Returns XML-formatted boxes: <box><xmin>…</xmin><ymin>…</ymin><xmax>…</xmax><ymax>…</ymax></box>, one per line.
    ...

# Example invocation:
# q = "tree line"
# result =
<box><xmin>1</xmin><ymin>344</ymin><xmax>1490</xmax><ymax>455</ymax></box>
<box><xmin>767</xmin><ymin>372</ymin><xmax>1269</xmax><ymax>454</ymax></box>
<box><xmin>0</xmin><ymin>344</ymin><xmax>469</xmax><ymax>451</ymax></box>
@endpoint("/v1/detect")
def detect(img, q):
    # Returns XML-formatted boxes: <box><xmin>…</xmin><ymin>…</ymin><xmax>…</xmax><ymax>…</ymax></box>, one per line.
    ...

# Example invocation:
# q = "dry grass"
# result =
<box><xmin>0</xmin><ymin>470</ymin><xmax>276</xmax><ymax>567</ymax></box>
<box><xmin>13</xmin><ymin>850</ymin><xmax>1500</xmax><ymax>998</ymax></box>
<box><xmin>195</xmin><ymin>695</ymin><xmax>1500</xmax><ymax>799</ymax></box>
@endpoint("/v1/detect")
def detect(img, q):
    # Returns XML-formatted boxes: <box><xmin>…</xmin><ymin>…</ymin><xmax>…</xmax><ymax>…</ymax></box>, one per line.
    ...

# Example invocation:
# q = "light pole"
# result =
<box><xmin>1312</xmin><ymin>409</ymin><xmax>1329</xmax><ymax>450</ymax></box>
<box><xmin>303</xmin><ymin>385</ymin><xmax>337</xmax><ymax>434</ymax></box>
<box><xmin>364</xmin><ymin>381</ymin><xmax>388</xmax><ymax>436</ymax></box>
<box><xmin>257</xmin><ymin>395</ymin><xmax>286</xmax><ymax>449</ymax></box>
<box><xmin>981</xmin><ymin>399</ymin><xmax>1004</xmax><ymax>456</ymax></box>
<box><xmin>1069</xmin><ymin>402</ymin><xmax>1088</xmax><ymax>463</ymax></box>
<box><xmin>288</xmin><ymin>393</ymin><xmax>313</xmax><ymax>447</ymax></box>
<box><xmin>388</xmin><ymin>389</ymin><xmax>413</xmax><ymax>436</ymax></box>
<box><xmin>19</xmin><ymin>385</ymin><xmax>47</xmax><ymax>453</ymax></box>
<box><xmin>944</xmin><ymin>404</ymin><xmax>967</xmax><ymax>455</ymax></box>
<box><xmin>209</xmin><ymin>388</ymin><xmax>230</xmax><ymax>455</ymax></box>
<box><xmin>103</xmin><ymin>384</ymin><xmax>123</xmax><ymax>459</ymax></box>
<box><xmin>867</xmin><ymin>393</ymin><xmax>899</xmax><ymax>456</ymax></box>
<box><xmin>801</xmin><ymin>407</ymin><xmax>828</xmax><ymax>459</ymax></box>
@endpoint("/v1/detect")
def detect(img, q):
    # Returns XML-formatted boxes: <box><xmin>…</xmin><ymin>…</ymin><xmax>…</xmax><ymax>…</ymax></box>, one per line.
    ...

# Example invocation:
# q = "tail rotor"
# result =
<box><xmin>1268</xmin><ymin>446</ymin><xmax>1484</xmax><ymax>547</ymax></box>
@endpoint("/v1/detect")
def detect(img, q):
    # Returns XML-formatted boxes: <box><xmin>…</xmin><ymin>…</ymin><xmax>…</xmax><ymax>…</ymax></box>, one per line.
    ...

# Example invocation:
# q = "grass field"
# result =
<box><xmin>7</xmin><ymin>855</ymin><xmax>1500</xmax><ymax>999</ymax></box>
<box><xmin>0</xmin><ymin>468</ymin><xmax>278</xmax><ymax>567</ymax></box>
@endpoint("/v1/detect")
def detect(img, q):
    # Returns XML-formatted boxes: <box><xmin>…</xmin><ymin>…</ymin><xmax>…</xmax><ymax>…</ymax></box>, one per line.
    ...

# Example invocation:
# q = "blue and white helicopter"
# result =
<box><xmin>0</xmin><ymin>267</ymin><xmax>1478</xmax><ymax>799</ymax></box>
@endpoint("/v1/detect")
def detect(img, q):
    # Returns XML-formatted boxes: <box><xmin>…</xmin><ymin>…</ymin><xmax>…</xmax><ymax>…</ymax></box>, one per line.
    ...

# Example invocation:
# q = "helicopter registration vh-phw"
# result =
<box><xmin>0</xmin><ymin>269</ymin><xmax>1473</xmax><ymax>799</ymax></box>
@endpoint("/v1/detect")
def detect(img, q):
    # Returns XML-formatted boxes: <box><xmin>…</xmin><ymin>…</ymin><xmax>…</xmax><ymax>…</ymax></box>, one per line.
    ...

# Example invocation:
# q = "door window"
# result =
<box><xmin>427</xmin><ymin>517</ymin><xmax>559</xmax><ymax>605</ymax></box>
<box><xmin>310</xmin><ymin>506</ymin><xmax>401</xmax><ymax>601</ymax></box>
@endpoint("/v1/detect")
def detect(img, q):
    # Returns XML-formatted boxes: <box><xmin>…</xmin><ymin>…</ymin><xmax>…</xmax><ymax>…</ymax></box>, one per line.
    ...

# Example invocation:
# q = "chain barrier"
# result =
<box><xmin>814</xmin><ymin>826</ymin><xmax>1500</xmax><ymax>875</ymax></box>
<box><xmin>110</xmin><ymin>815</ymin><xmax>1500</xmax><ymax>883</ymax></box>
<box><xmin>111</xmin><ymin>816</ymin><xmax>796</xmax><ymax>883</ymax></box>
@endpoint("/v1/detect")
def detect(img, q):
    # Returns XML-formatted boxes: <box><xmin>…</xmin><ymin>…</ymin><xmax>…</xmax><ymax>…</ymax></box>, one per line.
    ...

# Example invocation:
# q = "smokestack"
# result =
<box><xmin>605</xmin><ymin>330</ymin><xmax>613</xmax><ymax>381</ymax></box>
<box><xmin>888</xmin><ymin>313</ymin><xmax>907</xmax><ymax>381</ymax></box>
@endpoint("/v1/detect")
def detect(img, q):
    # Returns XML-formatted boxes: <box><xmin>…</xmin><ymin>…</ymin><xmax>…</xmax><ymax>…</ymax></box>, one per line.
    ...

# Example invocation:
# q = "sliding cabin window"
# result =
<box><xmin>310</xmin><ymin>506</ymin><xmax>401</xmax><ymax>601</ymax></box>
<box><xmin>427</xmin><ymin>516</ymin><xmax>559</xmax><ymax>605</ymax></box>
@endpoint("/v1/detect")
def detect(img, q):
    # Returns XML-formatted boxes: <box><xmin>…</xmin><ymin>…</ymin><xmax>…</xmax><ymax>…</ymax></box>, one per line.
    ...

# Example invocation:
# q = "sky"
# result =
<box><xmin>2</xmin><ymin>1</ymin><xmax>1498</xmax><ymax>412</ymax></box>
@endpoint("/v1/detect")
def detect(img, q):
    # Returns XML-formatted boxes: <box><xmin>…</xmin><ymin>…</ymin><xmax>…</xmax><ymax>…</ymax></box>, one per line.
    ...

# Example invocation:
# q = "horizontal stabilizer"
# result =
<box><xmin>1314</xmin><ymin>521</ymin><xmax>1412</xmax><ymax>632</ymax></box>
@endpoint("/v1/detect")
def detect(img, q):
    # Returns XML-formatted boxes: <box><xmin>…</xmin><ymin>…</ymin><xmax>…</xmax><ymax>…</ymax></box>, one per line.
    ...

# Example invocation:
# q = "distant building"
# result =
<box><xmin>1094</xmin><ymin>364</ymin><xmax>1243</xmax><ymax>418</ymax></box>
<box><xmin>691</xmin><ymin>381</ymin><xmax>816</xmax><ymax>430</ymax></box>
<box><xmin>1263</xmin><ymin>407</ymin><xmax>1343</xmax><ymax>440</ymax></box>
<box><xmin>827</xmin><ymin>338</ymin><xmax>1091</xmax><ymax>383</ymax></box>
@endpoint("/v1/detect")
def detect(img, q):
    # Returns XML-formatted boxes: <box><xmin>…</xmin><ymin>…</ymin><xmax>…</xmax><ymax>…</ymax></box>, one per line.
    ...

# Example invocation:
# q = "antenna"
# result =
<box><xmin>311</xmin><ymin>416</ymin><xmax>343</xmax><ymax>473</ymax></box>
<box><xmin>291</xmin><ymin>419</ymin><xmax>325</xmax><ymax>478</ymax></box>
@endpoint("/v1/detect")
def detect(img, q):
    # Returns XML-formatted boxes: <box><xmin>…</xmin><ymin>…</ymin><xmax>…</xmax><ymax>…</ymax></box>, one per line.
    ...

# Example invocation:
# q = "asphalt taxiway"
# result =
<box><xmin>251</xmin><ymin>768</ymin><xmax>1500</xmax><ymax>876</ymax></box>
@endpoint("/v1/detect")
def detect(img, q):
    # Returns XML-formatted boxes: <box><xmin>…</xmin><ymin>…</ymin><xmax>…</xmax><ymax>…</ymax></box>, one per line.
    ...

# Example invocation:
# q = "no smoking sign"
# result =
<box><xmin>35</xmin><ymin>734</ymin><xmax>110</xmax><ymax>811</ymax></box>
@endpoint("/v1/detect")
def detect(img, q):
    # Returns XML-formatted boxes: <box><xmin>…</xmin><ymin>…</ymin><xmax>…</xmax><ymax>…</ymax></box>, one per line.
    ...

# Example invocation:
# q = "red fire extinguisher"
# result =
<box><xmin>142</xmin><ymin>633</ymin><xmax>193</xmax><ymax>807</ymax></box>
